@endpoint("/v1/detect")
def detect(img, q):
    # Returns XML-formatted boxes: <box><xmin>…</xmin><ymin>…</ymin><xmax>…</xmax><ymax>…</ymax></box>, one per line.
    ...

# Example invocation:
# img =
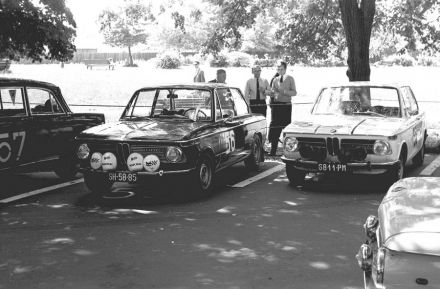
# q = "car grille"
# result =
<box><xmin>297</xmin><ymin>137</ymin><xmax>374</xmax><ymax>162</ymax></box>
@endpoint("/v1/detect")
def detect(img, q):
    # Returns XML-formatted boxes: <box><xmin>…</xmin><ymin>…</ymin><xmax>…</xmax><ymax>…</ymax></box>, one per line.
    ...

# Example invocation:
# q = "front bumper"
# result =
<box><xmin>80</xmin><ymin>167</ymin><xmax>196</xmax><ymax>178</ymax></box>
<box><xmin>281</xmin><ymin>157</ymin><xmax>399</xmax><ymax>174</ymax></box>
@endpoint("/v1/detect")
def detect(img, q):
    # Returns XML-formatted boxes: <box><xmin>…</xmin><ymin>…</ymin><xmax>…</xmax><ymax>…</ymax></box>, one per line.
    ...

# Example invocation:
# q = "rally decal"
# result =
<box><xmin>0</xmin><ymin>131</ymin><xmax>26</xmax><ymax>163</ymax></box>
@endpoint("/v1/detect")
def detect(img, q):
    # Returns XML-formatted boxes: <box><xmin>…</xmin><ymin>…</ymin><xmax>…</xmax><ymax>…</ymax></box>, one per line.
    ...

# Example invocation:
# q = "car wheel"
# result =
<box><xmin>54</xmin><ymin>154</ymin><xmax>79</xmax><ymax>180</ymax></box>
<box><xmin>84</xmin><ymin>173</ymin><xmax>113</xmax><ymax>196</ymax></box>
<box><xmin>286</xmin><ymin>164</ymin><xmax>306</xmax><ymax>186</ymax></box>
<box><xmin>412</xmin><ymin>143</ymin><xmax>425</xmax><ymax>167</ymax></box>
<box><xmin>191</xmin><ymin>154</ymin><xmax>215</xmax><ymax>196</ymax></box>
<box><xmin>388</xmin><ymin>152</ymin><xmax>406</xmax><ymax>185</ymax></box>
<box><xmin>244</xmin><ymin>135</ymin><xmax>263</xmax><ymax>171</ymax></box>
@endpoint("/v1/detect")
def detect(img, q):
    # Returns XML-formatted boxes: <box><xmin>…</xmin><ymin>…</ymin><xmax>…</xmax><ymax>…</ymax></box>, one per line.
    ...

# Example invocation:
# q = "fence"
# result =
<box><xmin>71</xmin><ymin>51</ymin><xmax>198</xmax><ymax>64</ymax></box>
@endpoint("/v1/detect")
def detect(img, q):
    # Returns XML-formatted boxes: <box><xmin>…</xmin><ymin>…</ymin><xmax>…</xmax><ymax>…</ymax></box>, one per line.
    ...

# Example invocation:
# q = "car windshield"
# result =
<box><xmin>312</xmin><ymin>86</ymin><xmax>401</xmax><ymax>117</ymax></box>
<box><xmin>123</xmin><ymin>88</ymin><xmax>212</xmax><ymax>121</ymax></box>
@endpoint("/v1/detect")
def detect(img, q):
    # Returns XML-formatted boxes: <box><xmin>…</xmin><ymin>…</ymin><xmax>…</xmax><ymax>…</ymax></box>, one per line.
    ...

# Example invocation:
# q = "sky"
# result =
<box><xmin>66</xmin><ymin>0</ymin><xmax>126</xmax><ymax>51</ymax></box>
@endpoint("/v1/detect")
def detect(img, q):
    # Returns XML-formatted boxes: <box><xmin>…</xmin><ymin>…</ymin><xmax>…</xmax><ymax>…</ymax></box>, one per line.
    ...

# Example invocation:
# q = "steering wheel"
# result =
<box><xmin>183</xmin><ymin>108</ymin><xmax>207</xmax><ymax>120</ymax></box>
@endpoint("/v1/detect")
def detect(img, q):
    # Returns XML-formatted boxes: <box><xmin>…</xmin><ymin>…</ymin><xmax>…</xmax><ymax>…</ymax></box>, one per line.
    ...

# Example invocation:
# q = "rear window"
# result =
<box><xmin>0</xmin><ymin>88</ymin><xmax>26</xmax><ymax>117</ymax></box>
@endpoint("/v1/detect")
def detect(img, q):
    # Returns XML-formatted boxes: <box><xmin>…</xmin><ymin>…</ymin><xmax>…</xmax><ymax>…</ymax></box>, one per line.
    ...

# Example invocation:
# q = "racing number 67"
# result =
<box><xmin>0</xmin><ymin>131</ymin><xmax>26</xmax><ymax>163</ymax></box>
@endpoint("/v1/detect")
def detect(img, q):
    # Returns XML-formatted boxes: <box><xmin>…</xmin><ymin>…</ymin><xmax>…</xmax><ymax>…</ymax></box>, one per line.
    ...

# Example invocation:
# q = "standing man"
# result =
<box><xmin>244</xmin><ymin>65</ymin><xmax>270</xmax><ymax>116</ymax></box>
<box><xmin>193</xmin><ymin>60</ymin><xmax>205</xmax><ymax>82</ymax></box>
<box><xmin>209</xmin><ymin>69</ymin><xmax>226</xmax><ymax>83</ymax></box>
<box><xmin>268</xmin><ymin>61</ymin><xmax>297</xmax><ymax>156</ymax></box>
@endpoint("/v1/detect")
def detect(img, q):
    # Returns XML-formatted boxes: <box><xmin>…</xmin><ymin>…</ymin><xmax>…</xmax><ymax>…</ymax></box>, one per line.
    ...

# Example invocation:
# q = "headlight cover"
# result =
<box><xmin>166</xmin><ymin>146</ymin><xmax>183</xmax><ymax>163</ymax></box>
<box><xmin>373</xmin><ymin>140</ymin><xmax>392</xmax><ymax>155</ymax></box>
<box><xmin>284</xmin><ymin>137</ymin><xmax>299</xmax><ymax>152</ymax></box>
<box><xmin>77</xmin><ymin>143</ymin><xmax>90</xmax><ymax>159</ymax></box>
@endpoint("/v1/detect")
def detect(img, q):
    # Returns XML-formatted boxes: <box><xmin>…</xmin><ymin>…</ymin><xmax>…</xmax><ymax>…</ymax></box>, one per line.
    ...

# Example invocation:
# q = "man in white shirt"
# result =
<box><xmin>268</xmin><ymin>61</ymin><xmax>297</xmax><ymax>155</ymax></box>
<box><xmin>244</xmin><ymin>65</ymin><xmax>270</xmax><ymax>116</ymax></box>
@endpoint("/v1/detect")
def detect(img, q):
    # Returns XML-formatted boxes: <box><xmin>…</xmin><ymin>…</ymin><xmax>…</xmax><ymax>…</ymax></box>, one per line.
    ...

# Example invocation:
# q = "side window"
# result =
<box><xmin>0</xmin><ymin>88</ymin><xmax>26</xmax><ymax>117</ymax></box>
<box><xmin>401</xmin><ymin>87</ymin><xmax>418</xmax><ymax>116</ymax></box>
<box><xmin>28</xmin><ymin>88</ymin><xmax>62</xmax><ymax>114</ymax></box>
<box><xmin>216</xmin><ymin>88</ymin><xmax>235</xmax><ymax>119</ymax></box>
<box><xmin>128</xmin><ymin>90</ymin><xmax>155</xmax><ymax>117</ymax></box>
<box><xmin>230</xmin><ymin>89</ymin><xmax>249</xmax><ymax>116</ymax></box>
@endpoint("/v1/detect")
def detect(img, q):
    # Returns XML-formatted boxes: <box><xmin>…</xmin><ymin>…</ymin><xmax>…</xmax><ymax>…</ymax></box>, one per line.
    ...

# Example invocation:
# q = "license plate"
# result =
<box><xmin>318</xmin><ymin>163</ymin><xmax>347</xmax><ymax>172</ymax></box>
<box><xmin>108</xmin><ymin>172</ymin><xmax>138</xmax><ymax>183</ymax></box>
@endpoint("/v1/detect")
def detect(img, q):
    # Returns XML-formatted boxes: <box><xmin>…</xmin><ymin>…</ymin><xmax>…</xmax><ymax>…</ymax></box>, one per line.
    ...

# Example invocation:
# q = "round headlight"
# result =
<box><xmin>77</xmin><ymin>144</ymin><xmax>90</xmax><ymax>159</ymax></box>
<box><xmin>166</xmin><ymin>146</ymin><xmax>183</xmax><ymax>163</ymax></box>
<box><xmin>374</xmin><ymin>140</ymin><xmax>392</xmax><ymax>155</ymax></box>
<box><xmin>90</xmin><ymin>152</ymin><xmax>103</xmax><ymax>170</ymax></box>
<box><xmin>284</xmin><ymin>137</ymin><xmax>299</xmax><ymax>152</ymax></box>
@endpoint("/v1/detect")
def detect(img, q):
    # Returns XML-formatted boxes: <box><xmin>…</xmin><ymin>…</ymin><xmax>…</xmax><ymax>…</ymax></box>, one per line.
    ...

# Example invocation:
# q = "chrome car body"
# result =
<box><xmin>357</xmin><ymin>177</ymin><xmax>440</xmax><ymax>289</ymax></box>
<box><xmin>281</xmin><ymin>82</ymin><xmax>426</xmax><ymax>185</ymax></box>
<box><xmin>75</xmin><ymin>83</ymin><xmax>266</xmax><ymax>195</ymax></box>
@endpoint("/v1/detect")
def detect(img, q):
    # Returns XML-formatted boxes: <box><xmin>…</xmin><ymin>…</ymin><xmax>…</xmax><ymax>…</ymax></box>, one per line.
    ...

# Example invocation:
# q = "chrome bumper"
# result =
<box><xmin>80</xmin><ymin>167</ymin><xmax>195</xmax><ymax>177</ymax></box>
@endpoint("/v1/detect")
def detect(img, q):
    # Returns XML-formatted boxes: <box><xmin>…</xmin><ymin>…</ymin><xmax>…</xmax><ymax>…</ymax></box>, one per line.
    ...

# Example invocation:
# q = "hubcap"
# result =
<box><xmin>199</xmin><ymin>163</ymin><xmax>212</xmax><ymax>190</ymax></box>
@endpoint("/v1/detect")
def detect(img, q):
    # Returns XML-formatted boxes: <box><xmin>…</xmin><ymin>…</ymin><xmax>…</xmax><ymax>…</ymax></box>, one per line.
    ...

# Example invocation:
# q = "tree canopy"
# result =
<box><xmin>0</xmin><ymin>0</ymin><xmax>76</xmax><ymax>62</ymax></box>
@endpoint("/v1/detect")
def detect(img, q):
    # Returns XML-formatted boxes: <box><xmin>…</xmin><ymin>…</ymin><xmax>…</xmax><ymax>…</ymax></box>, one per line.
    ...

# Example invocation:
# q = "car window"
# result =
<box><xmin>127</xmin><ymin>90</ymin><xmax>155</xmax><ymax>118</ymax></box>
<box><xmin>216</xmin><ymin>88</ymin><xmax>235</xmax><ymax>119</ymax></box>
<box><xmin>28</xmin><ymin>88</ymin><xmax>62</xmax><ymax>114</ymax></box>
<box><xmin>313</xmin><ymin>86</ymin><xmax>401</xmax><ymax>117</ymax></box>
<box><xmin>402</xmin><ymin>87</ymin><xmax>419</xmax><ymax>115</ymax></box>
<box><xmin>230</xmin><ymin>89</ymin><xmax>249</xmax><ymax>116</ymax></box>
<box><xmin>0</xmin><ymin>88</ymin><xmax>26</xmax><ymax>117</ymax></box>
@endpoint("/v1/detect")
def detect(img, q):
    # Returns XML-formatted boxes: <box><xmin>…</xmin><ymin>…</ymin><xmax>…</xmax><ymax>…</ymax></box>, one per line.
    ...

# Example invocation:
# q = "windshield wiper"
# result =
<box><xmin>353</xmin><ymin>111</ymin><xmax>386</xmax><ymax>118</ymax></box>
<box><xmin>125</xmin><ymin>116</ymin><xmax>151</xmax><ymax>120</ymax></box>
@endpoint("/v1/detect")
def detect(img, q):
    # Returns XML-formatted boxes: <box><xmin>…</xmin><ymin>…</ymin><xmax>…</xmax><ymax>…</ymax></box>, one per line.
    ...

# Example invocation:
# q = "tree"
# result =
<box><xmin>339</xmin><ymin>0</ymin><xmax>376</xmax><ymax>81</ymax></box>
<box><xmin>98</xmin><ymin>1</ymin><xmax>154</xmax><ymax>66</ymax></box>
<box><xmin>0</xmin><ymin>0</ymin><xmax>76</xmax><ymax>62</ymax></box>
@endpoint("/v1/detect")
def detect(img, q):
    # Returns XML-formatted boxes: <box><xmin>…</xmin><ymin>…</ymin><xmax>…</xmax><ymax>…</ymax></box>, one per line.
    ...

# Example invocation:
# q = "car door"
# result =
<box><xmin>26</xmin><ymin>86</ymin><xmax>68</xmax><ymax>160</ymax></box>
<box><xmin>401</xmin><ymin>86</ymin><xmax>423</xmax><ymax>159</ymax></box>
<box><xmin>0</xmin><ymin>86</ymin><xmax>30</xmax><ymax>169</ymax></box>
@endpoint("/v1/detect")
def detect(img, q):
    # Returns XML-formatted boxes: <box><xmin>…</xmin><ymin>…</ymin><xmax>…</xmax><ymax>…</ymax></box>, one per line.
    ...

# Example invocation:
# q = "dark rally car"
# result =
<box><xmin>75</xmin><ymin>83</ymin><xmax>266</xmax><ymax>195</ymax></box>
<box><xmin>0</xmin><ymin>78</ymin><xmax>105</xmax><ymax>178</ymax></box>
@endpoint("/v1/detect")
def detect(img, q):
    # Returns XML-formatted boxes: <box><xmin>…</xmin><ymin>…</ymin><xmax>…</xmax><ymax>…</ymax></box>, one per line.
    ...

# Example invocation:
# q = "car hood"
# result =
<box><xmin>79</xmin><ymin>119</ymin><xmax>209</xmax><ymax>141</ymax></box>
<box><xmin>379</xmin><ymin>178</ymin><xmax>440</xmax><ymax>256</ymax></box>
<box><xmin>285</xmin><ymin>114</ymin><xmax>404</xmax><ymax>136</ymax></box>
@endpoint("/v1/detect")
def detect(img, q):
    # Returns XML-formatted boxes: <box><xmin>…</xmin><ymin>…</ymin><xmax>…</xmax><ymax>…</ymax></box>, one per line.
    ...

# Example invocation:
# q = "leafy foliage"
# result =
<box><xmin>0</xmin><ymin>0</ymin><xmax>76</xmax><ymax>61</ymax></box>
<box><xmin>156</xmin><ymin>51</ymin><xmax>181</xmax><ymax>69</ymax></box>
<box><xmin>98</xmin><ymin>1</ymin><xmax>154</xmax><ymax>65</ymax></box>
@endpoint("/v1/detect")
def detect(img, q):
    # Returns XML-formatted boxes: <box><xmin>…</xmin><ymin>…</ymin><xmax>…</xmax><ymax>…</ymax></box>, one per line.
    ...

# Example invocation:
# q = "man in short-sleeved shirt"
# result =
<box><xmin>244</xmin><ymin>65</ymin><xmax>270</xmax><ymax>116</ymax></box>
<box><xmin>268</xmin><ymin>61</ymin><xmax>297</xmax><ymax>155</ymax></box>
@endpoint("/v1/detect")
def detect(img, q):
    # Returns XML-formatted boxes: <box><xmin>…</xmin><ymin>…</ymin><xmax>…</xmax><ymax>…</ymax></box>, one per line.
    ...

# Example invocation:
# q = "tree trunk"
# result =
<box><xmin>128</xmin><ymin>46</ymin><xmax>134</xmax><ymax>66</ymax></box>
<box><xmin>339</xmin><ymin>0</ymin><xmax>376</xmax><ymax>81</ymax></box>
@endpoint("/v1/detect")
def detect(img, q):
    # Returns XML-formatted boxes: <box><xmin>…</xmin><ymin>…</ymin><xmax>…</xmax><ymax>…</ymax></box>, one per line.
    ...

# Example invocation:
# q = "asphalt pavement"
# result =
<box><xmin>0</xmin><ymin>155</ymin><xmax>439</xmax><ymax>289</ymax></box>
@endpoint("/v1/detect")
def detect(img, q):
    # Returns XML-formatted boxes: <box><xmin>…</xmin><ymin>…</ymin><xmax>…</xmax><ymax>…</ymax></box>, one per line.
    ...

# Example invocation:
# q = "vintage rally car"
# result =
<box><xmin>282</xmin><ymin>82</ymin><xmax>426</xmax><ymax>185</ymax></box>
<box><xmin>75</xmin><ymin>83</ymin><xmax>266</xmax><ymax>195</ymax></box>
<box><xmin>356</xmin><ymin>177</ymin><xmax>440</xmax><ymax>289</ymax></box>
<box><xmin>0</xmin><ymin>78</ymin><xmax>105</xmax><ymax>178</ymax></box>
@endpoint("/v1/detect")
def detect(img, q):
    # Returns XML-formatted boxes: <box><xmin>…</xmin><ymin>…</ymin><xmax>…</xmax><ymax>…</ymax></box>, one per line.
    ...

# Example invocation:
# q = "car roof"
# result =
<box><xmin>322</xmin><ymin>81</ymin><xmax>405</xmax><ymax>89</ymax></box>
<box><xmin>378</xmin><ymin>177</ymin><xmax>440</xmax><ymax>255</ymax></box>
<box><xmin>0</xmin><ymin>77</ymin><xmax>59</xmax><ymax>90</ymax></box>
<box><xmin>135</xmin><ymin>83</ymin><xmax>240</xmax><ymax>91</ymax></box>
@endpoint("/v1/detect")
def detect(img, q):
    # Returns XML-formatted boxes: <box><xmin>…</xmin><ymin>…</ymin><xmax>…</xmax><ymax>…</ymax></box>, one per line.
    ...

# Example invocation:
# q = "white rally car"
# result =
<box><xmin>356</xmin><ymin>177</ymin><xmax>440</xmax><ymax>289</ymax></box>
<box><xmin>282</xmin><ymin>82</ymin><xmax>426</xmax><ymax>185</ymax></box>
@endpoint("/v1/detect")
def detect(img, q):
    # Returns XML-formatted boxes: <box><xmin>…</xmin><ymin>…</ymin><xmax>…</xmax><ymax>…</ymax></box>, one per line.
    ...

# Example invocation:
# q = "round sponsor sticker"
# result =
<box><xmin>90</xmin><ymin>152</ymin><xmax>103</xmax><ymax>170</ymax></box>
<box><xmin>102</xmin><ymin>152</ymin><xmax>117</xmax><ymax>171</ymax></box>
<box><xmin>127</xmin><ymin>153</ymin><xmax>143</xmax><ymax>172</ymax></box>
<box><xmin>143</xmin><ymin>154</ymin><xmax>160</xmax><ymax>172</ymax></box>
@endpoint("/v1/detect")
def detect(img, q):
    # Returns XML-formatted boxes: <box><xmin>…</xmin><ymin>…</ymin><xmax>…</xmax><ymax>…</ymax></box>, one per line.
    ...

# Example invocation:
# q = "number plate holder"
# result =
<box><xmin>108</xmin><ymin>172</ymin><xmax>138</xmax><ymax>183</ymax></box>
<box><xmin>317</xmin><ymin>163</ymin><xmax>348</xmax><ymax>173</ymax></box>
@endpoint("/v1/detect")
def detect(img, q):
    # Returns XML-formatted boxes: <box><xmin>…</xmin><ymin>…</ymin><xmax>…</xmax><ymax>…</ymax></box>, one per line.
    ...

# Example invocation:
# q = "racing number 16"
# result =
<box><xmin>0</xmin><ymin>131</ymin><xmax>26</xmax><ymax>163</ymax></box>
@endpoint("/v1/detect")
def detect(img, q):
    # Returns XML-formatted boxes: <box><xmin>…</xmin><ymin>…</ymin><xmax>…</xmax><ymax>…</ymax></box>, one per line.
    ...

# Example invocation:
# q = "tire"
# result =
<box><xmin>54</xmin><ymin>154</ymin><xmax>79</xmax><ymax>180</ymax></box>
<box><xmin>412</xmin><ymin>143</ymin><xmax>425</xmax><ymax>167</ymax></box>
<box><xmin>286</xmin><ymin>164</ymin><xmax>306</xmax><ymax>186</ymax></box>
<box><xmin>84</xmin><ymin>173</ymin><xmax>113</xmax><ymax>196</ymax></box>
<box><xmin>244</xmin><ymin>135</ymin><xmax>263</xmax><ymax>171</ymax></box>
<box><xmin>387</xmin><ymin>152</ymin><xmax>406</xmax><ymax>186</ymax></box>
<box><xmin>191</xmin><ymin>154</ymin><xmax>215</xmax><ymax>196</ymax></box>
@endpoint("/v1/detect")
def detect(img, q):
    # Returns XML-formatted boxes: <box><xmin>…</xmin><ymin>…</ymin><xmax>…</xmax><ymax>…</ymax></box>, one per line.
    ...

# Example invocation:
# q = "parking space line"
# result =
<box><xmin>420</xmin><ymin>154</ymin><xmax>440</xmax><ymax>176</ymax></box>
<box><xmin>0</xmin><ymin>178</ymin><xmax>84</xmax><ymax>204</ymax></box>
<box><xmin>231</xmin><ymin>164</ymin><xmax>285</xmax><ymax>188</ymax></box>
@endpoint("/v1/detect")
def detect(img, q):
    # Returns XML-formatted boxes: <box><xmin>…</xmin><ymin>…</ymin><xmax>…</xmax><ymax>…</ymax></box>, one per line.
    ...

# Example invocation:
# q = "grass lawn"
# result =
<box><xmin>3</xmin><ymin>62</ymin><xmax>440</xmax><ymax>148</ymax></box>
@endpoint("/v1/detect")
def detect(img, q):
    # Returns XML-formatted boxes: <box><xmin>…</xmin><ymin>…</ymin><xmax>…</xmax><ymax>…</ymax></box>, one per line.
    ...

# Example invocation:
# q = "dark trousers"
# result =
<box><xmin>268</xmin><ymin>102</ymin><xmax>292</xmax><ymax>144</ymax></box>
<box><xmin>249</xmin><ymin>99</ymin><xmax>267</xmax><ymax>116</ymax></box>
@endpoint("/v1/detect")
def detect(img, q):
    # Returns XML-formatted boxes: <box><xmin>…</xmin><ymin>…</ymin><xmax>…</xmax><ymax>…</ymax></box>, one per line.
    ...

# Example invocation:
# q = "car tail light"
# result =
<box><xmin>364</xmin><ymin>215</ymin><xmax>379</xmax><ymax>242</ymax></box>
<box><xmin>356</xmin><ymin>244</ymin><xmax>373</xmax><ymax>271</ymax></box>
